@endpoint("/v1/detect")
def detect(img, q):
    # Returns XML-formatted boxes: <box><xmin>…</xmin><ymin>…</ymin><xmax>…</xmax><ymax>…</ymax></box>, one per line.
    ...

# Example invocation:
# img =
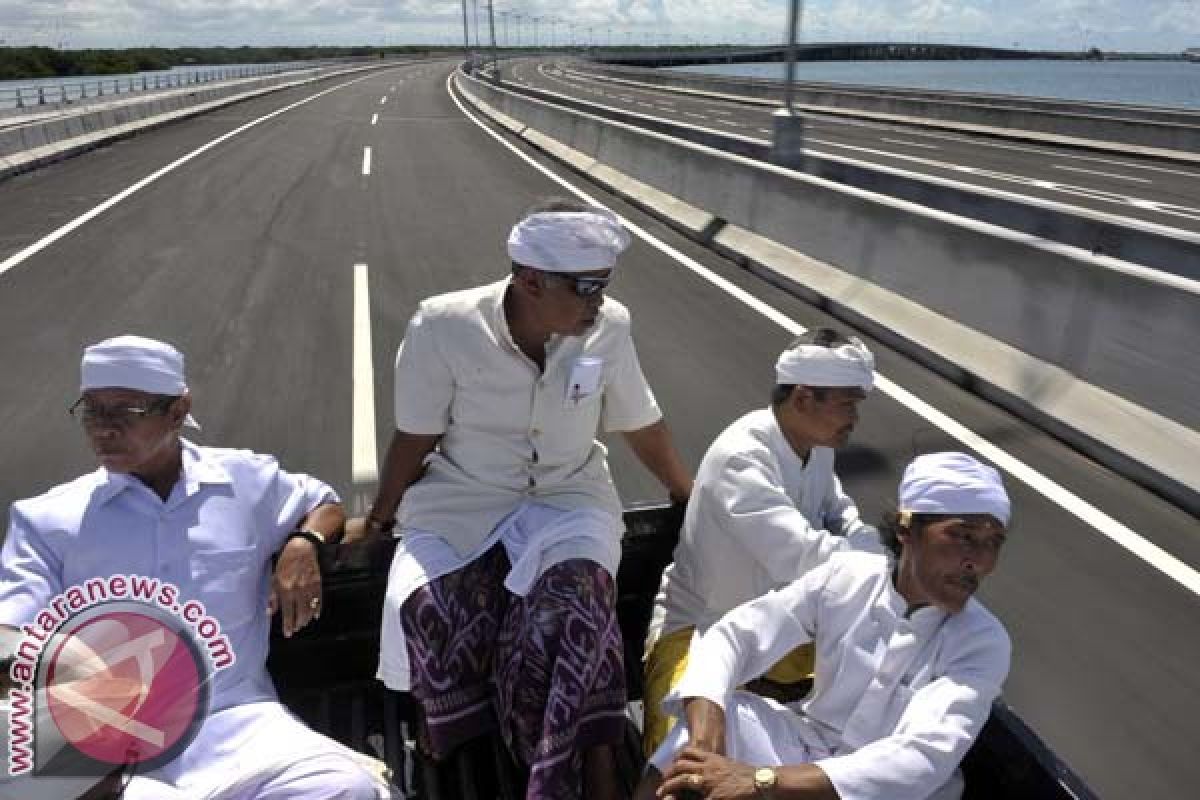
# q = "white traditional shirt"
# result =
<box><xmin>660</xmin><ymin>552</ymin><xmax>1011</xmax><ymax>800</ymax></box>
<box><xmin>0</xmin><ymin>440</ymin><xmax>337</xmax><ymax>712</ymax></box>
<box><xmin>647</xmin><ymin>409</ymin><xmax>881</xmax><ymax>647</ymax></box>
<box><xmin>391</xmin><ymin>277</ymin><xmax>662</xmax><ymax>556</ymax></box>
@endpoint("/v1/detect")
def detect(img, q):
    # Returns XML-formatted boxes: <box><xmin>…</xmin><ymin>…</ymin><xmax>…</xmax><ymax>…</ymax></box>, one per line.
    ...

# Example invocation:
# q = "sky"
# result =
<box><xmin>1</xmin><ymin>1</ymin><xmax>1198</xmax><ymax>52</ymax></box>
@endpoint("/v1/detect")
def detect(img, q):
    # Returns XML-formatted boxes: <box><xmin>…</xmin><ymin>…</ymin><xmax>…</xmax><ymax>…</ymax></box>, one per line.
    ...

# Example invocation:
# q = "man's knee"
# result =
<box><xmin>338</xmin><ymin>765</ymin><xmax>386</xmax><ymax>800</ymax></box>
<box><xmin>261</xmin><ymin>755</ymin><xmax>385</xmax><ymax>800</ymax></box>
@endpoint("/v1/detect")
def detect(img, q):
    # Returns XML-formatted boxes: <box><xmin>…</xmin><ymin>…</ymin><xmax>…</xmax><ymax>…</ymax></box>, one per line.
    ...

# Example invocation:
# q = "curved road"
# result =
<box><xmin>0</xmin><ymin>60</ymin><xmax>1197</xmax><ymax>799</ymax></box>
<box><xmin>506</xmin><ymin>58</ymin><xmax>1200</xmax><ymax>235</ymax></box>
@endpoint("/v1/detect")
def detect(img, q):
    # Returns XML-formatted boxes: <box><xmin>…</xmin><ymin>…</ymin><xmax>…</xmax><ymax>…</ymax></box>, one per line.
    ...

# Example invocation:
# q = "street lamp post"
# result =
<box><xmin>487</xmin><ymin>0</ymin><xmax>499</xmax><ymax>80</ymax></box>
<box><xmin>772</xmin><ymin>0</ymin><xmax>806</xmax><ymax>167</ymax></box>
<box><xmin>498</xmin><ymin>10</ymin><xmax>510</xmax><ymax>50</ymax></box>
<box><xmin>460</xmin><ymin>0</ymin><xmax>471</xmax><ymax>64</ymax></box>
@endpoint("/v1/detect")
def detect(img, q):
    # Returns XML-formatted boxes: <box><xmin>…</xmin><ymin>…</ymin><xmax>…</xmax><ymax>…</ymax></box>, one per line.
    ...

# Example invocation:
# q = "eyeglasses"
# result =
<box><xmin>544</xmin><ymin>272</ymin><xmax>610</xmax><ymax>297</ymax></box>
<box><xmin>69</xmin><ymin>397</ymin><xmax>172</xmax><ymax>429</ymax></box>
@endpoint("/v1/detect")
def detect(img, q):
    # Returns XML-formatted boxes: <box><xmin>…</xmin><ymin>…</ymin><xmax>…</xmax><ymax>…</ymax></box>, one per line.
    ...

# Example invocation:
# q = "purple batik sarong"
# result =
<box><xmin>401</xmin><ymin>543</ymin><xmax>626</xmax><ymax>800</ymax></box>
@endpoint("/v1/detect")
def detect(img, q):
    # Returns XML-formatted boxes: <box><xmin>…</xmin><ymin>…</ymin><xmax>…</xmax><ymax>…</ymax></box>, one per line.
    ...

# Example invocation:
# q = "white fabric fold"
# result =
<box><xmin>507</xmin><ymin>209</ymin><xmax>631</xmax><ymax>271</ymax></box>
<box><xmin>899</xmin><ymin>452</ymin><xmax>1010</xmax><ymax>526</ymax></box>
<box><xmin>377</xmin><ymin>502</ymin><xmax>622</xmax><ymax>692</ymax></box>
<box><xmin>81</xmin><ymin>334</ymin><xmax>200</xmax><ymax>429</ymax></box>
<box><xmin>774</xmin><ymin>339</ymin><xmax>875</xmax><ymax>390</ymax></box>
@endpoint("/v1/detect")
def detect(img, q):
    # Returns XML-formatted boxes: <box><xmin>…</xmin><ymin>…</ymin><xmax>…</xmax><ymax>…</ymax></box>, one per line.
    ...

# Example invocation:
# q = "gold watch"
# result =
<box><xmin>753</xmin><ymin>766</ymin><xmax>777</xmax><ymax>796</ymax></box>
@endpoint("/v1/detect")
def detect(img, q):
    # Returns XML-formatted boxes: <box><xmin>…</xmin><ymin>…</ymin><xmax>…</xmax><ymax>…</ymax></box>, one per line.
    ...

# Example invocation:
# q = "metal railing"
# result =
<box><xmin>0</xmin><ymin>62</ymin><xmax>331</xmax><ymax>112</ymax></box>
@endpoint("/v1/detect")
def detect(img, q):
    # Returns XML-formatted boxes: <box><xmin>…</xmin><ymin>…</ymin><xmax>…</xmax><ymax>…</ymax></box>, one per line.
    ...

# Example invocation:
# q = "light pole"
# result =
<box><xmin>460</xmin><ymin>0</ymin><xmax>471</xmax><ymax>63</ymax></box>
<box><xmin>773</xmin><ymin>0</ymin><xmax>806</xmax><ymax>167</ymax></box>
<box><xmin>498</xmin><ymin>10</ymin><xmax>511</xmax><ymax>50</ymax></box>
<box><xmin>487</xmin><ymin>0</ymin><xmax>499</xmax><ymax>79</ymax></box>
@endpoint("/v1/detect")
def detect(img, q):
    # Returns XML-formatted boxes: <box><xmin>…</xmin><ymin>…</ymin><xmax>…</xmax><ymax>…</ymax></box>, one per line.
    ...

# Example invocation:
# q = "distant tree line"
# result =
<box><xmin>0</xmin><ymin>46</ymin><xmax>439</xmax><ymax>81</ymax></box>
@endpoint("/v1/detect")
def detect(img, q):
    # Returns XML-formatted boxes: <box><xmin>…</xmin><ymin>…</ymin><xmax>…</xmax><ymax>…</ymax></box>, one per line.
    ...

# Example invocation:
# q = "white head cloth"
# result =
<box><xmin>81</xmin><ymin>335</ymin><xmax>200</xmax><ymax>429</ymax></box>
<box><xmin>507</xmin><ymin>208</ymin><xmax>631</xmax><ymax>272</ymax></box>
<box><xmin>899</xmin><ymin>452</ymin><xmax>1010</xmax><ymax>526</ymax></box>
<box><xmin>775</xmin><ymin>336</ymin><xmax>875</xmax><ymax>390</ymax></box>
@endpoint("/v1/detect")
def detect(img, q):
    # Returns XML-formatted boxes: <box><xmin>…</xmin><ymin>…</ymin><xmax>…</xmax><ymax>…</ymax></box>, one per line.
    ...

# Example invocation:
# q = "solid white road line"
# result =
<box><xmin>371</xmin><ymin>113</ymin><xmax>379</xmax><ymax>125</ymax></box>
<box><xmin>881</xmin><ymin>137</ymin><xmax>941</xmax><ymax>150</ymax></box>
<box><xmin>380</xmin><ymin>96</ymin><xmax>388</xmax><ymax>105</ymax></box>
<box><xmin>448</xmin><ymin>73</ymin><xmax>1200</xmax><ymax>597</ymax></box>
<box><xmin>362</xmin><ymin>146</ymin><xmax>372</xmax><ymax>176</ymax></box>
<box><xmin>352</xmin><ymin>264</ymin><xmax>379</xmax><ymax>491</ymax></box>
<box><xmin>0</xmin><ymin>70</ymin><xmax>382</xmax><ymax>281</ymax></box>
<box><xmin>1053</xmin><ymin>165</ymin><xmax>1153</xmax><ymax>184</ymax></box>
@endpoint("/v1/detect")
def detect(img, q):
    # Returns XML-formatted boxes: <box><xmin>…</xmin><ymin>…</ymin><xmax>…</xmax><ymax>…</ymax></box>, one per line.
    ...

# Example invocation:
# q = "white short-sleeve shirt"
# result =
<box><xmin>393</xmin><ymin>278</ymin><xmax>662</xmax><ymax>556</ymax></box>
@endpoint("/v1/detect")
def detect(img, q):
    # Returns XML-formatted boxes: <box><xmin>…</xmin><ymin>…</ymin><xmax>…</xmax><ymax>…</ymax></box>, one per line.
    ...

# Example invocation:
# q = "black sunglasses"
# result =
<box><xmin>543</xmin><ymin>271</ymin><xmax>610</xmax><ymax>297</ymax></box>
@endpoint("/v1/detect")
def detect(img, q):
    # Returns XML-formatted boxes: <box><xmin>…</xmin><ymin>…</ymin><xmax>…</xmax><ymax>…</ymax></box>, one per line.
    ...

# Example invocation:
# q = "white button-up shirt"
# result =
<box><xmin>0</xmin><ymin>440</ymin><xmax>338</xmax><ymax>712</ymax></box>
<box><xmin>664</xmin><ymin>552</ymin><xmax>1011</xmax><ymax>800</ymax></box>
<box><xmin>392</xmin><ymin>278</ymin><xmax>662</xmax><ymax>556</ymax></box>
<box><xmin>648</xmin><ymin>409</ymin><xmax>881</xmax><ymax>646</ymax></box>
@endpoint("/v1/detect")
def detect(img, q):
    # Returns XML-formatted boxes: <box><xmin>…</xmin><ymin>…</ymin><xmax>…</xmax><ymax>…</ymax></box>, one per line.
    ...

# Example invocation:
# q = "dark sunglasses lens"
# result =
<box><xmin>575</xmin><ymin>280</ymin><xmax>607</xmax><ymax>297</ymax></box>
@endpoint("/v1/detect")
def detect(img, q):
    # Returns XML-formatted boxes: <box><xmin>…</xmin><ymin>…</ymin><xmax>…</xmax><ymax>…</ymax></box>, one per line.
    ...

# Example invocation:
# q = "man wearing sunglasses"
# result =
<box><xmin>0</xmin><ymin>336</ymin><xmax>387</xmax><ymax>799</ymax></box>
<box><xmin>360</xmin><ymin>197</ymin><xmax>693</xmax><ymax>800</ymax></box>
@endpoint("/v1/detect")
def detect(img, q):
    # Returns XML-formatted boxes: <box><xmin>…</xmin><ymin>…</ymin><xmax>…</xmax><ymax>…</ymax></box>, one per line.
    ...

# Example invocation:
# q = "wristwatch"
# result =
<box><xmin>287</xmin><ymin>529</ymin><xmax>327</xmax><ymax>549</ymax></box>
<box><xmin>753</xmin><ymin>766</ymin><xmax>777</xmax><ymax>797</ymax></box>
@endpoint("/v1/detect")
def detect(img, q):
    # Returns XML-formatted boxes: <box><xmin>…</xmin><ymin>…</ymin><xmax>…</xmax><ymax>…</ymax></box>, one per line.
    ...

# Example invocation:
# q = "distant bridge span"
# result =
<box><xmin>596</xmin><ymin>42</ymin><xmax>1076</xmax><ymax>68</ymax></box>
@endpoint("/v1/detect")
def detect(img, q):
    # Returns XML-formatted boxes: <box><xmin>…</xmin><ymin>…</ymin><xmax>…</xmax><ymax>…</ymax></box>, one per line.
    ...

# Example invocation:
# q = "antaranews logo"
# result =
<box><xmin>4</xmin><ymin>575</ymin><xmax>235</xmax><ymax>780</ymax></box>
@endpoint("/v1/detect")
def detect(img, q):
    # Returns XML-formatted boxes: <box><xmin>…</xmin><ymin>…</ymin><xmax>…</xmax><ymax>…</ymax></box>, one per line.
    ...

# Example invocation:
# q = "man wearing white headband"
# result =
<box><xmin>642</xmin><ymin>328</ymin><xmax>880</xmax><ymax>757</ymax></box>
<box><xmin>638</xmin><ymin>452</ymin><xmax>1012</xmax><ymax>800</ymax></box>
<box><xmin>0</xmin><ymin>336</ymin><xmax>387</xmax><ymax>799</ymax></box>
<box><xmin>360</xmin><ymin>197</ymin><xmax>692</xmax><ymax>800</ymax></box>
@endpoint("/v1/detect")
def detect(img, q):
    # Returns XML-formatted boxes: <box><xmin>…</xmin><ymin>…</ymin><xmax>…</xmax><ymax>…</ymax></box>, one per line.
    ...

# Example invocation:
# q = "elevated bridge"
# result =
<box><xmin>596</xmin><ymin>42</ymin><xmax>1075</xmax><ymax>68</ymax></box>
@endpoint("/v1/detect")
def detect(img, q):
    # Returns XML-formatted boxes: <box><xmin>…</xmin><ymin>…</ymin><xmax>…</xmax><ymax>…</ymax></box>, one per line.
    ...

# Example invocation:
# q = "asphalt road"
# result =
<box><xmin>506</xmin><ymin>59</ymin><xmax>1200</xmax><ymax>236</ymax></box>
<box><xmin>0</xmin><ymin>60</ymin><xmax>1197</xmax><ymax>800</ymax></box>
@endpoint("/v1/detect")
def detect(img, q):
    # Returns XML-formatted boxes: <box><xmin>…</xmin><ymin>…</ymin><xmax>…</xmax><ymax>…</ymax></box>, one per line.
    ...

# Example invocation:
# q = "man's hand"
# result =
<box><xmin>659</xmin><ymin>747</ymin><xmax>756</xmax><ymax>800</ymax></box>
<box><xmin>270</xmin><ymin>537</ymin><xmax>322</xmax><ymax>638</ymax></box>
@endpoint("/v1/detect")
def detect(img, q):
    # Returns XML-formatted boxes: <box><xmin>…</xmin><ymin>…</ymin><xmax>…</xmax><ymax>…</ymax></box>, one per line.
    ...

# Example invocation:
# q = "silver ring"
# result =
<box><xmin>309</xmin><ymin>597</ymin><xmax>321</xmax><ymax>610</ymax></box>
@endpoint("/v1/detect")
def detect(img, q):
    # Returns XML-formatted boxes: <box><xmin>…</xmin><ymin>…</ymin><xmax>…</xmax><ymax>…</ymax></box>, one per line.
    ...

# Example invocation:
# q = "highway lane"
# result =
<box><xmin>0</xmin><ymin>61</ymin><xmax>1198</xmax><ymax>799</ymax></box>
<box><xmin>507</xmin><ymin>59</ymin><xmax>1200</xmax><ymax>235</ymax></box>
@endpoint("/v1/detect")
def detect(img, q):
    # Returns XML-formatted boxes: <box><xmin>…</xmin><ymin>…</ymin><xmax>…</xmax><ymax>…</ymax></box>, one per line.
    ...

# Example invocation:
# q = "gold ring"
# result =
<box><xmin>309</xmin><ymin>597</ymin><xmax>321</xmax><ymax>610</ymax></box>
<box><xmin>689</xmin><ymin>773</ymin><xmax>702</xmax><ymax>789</ymax></box>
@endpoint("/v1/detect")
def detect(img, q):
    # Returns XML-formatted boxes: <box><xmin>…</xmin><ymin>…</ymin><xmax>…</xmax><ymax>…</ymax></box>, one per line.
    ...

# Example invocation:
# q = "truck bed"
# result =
<box><xmin>267</xmin><ymin>506</ymin><xmax>1097</xmax><ymax>799</ymax></box>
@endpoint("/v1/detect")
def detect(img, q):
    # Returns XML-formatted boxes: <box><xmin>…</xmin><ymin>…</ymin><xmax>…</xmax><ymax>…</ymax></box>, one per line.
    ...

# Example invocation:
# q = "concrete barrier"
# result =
<box><xmin>0</xmin><ymin>61</ymin><xmax>436</xmax><ymax>179</ymax></box>
<box><xmin>502</xmin><ymin>75</ymin><xmax>1200</xmax><ymax>280</ymax></box>
<box><xmin>455</xmin><ymin>69</ymin><xmax>1200</xmax><ymax>513</ymax></box>
<box><xmin>591</xmin><ymin>61</ymin><xmax>1200</xmax><ymax>126</ymax></box>
<box><xmin>576</xmin><ymin>62</ymin><xmax>1200</xmax><ymax>158</ymax></box>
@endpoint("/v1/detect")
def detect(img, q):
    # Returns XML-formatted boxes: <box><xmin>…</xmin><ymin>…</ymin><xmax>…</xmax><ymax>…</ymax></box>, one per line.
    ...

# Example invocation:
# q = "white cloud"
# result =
<box><xmin>0</xmin><ymin>0</ymin><xmax>1196</xmax><ymax>50</ymax></box>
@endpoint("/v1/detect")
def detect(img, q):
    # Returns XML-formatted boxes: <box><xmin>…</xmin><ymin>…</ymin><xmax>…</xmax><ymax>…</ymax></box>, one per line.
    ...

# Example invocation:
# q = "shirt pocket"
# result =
<box><xmin>563</xmin><ymin>357</ymin><xmax>605</xmax><ymax>410</ymax></box>
<box><xmin>189</xmin><ymin>546</ymin><xmax>260</xmax><ymax>631</ymax></box>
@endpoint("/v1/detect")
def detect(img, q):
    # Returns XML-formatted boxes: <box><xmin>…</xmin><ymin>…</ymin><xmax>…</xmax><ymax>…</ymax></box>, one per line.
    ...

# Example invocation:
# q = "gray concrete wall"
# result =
<box><xmin>505</xmin><ymin>77</ymin><xmax>1200</xmax><ymax>281</ymax></box>
<box><xmin>0</xmin><ymin>61</ymin><xmax>429</xmax><ymax>177</ymax></box>
<box><xmin>579</xmin><ymin>63</ymin><xmax>1200</xmax><ymax>155</ymax></box>
<box><xmin>455</xmin><ymin>70</ymin><xmax>1200</xmax><ymax>511</ymax></box>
